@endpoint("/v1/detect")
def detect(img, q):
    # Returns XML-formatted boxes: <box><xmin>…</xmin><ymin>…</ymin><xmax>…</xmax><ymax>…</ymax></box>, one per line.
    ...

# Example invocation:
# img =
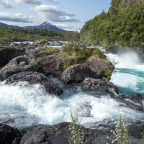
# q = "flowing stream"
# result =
<box><xmin>0</xmin><ymin>49</ymin><xmax>144</xmax><ymax>129</ymax></box>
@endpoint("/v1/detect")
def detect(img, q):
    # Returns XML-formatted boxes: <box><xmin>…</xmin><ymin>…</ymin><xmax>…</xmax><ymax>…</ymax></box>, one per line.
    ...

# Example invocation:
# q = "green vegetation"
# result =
<box><xmin>60</xmin><ymin>44</ymin><xmax>105</xmax><ymax>60</ymax></box>
<box><xmin>46</xmin><ymin>47</ymin><xmax>60</xmax><ymax>55</ymax></box>
<box><xmin>104</xmin><ymin>69</ymin><xmax>113</xmax><ymax>80</ymax></box>
<box><xmin>111</xmin><ymin>115</ymin><xmax>132</xmax><ymax>144</ymax></box>
<box><xmin>69</xmin><ymin>111</ymin><xmax>83</xmax><ymax>144</ymax></box>
<box><xmin>0</xmin><ymin>26</ymin><xmax>74</xmax><ymax>42</ymax></box>
<box><xmin>80</xmin><ymin>0</ymin><xmax>144</xmax><ymax>50</ymax></box>
<box><xmin>62</xmin><ymin>58</ymin><xmax>77</xmax><ymax>70</ymax></box>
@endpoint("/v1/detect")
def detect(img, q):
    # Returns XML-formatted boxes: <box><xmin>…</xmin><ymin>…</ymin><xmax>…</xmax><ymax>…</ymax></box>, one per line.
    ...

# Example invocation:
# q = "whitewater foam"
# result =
<box><xmin>0</xmin><ymin>82</ymin><xmax>143</xmax><ymax>129</ymax></box>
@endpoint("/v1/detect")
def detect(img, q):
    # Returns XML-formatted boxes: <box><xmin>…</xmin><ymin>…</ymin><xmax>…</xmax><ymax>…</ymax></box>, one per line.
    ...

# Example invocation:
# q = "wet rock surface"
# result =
<box><xmin>82</xmin><ymin>77</ymin><xmax>119</xmax><ymax>95</ymax></box>
<box><xmin>61</xmin><ymin>64</ymin><xmax>93</xmax><ymax>84</ymax></box>
<box><xmin>5</xmin><ymin>71</ymin><xmax>63</xmax><ymax>96</ymax></box>
<box><xmin>20</xmin><ymin>122</ymin><xmax>114</xmax><ymax>144</ymax></box>
<box><xmin>0</xmin><ymin>56</ymin><xmax>42</xmax><ymax>81</ymax></box>
<box><xmin>0</xmin><ymin>124</ymin><xmax>21</xmax><ymax>144</ymax></box>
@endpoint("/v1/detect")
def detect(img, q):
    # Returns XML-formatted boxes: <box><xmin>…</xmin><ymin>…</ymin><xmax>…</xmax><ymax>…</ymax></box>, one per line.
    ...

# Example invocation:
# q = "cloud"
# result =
<box><xmin>0</xmin><ymin>0</ymin><xmax>14</xmax><ymax>8</ymax></box>
<box><xmin>55</xmin><ymin>24</ymin><xmax>73</xmax><ymax>29</ymax></box>
<box><xmin>33</xmin><ymin>5</ymin><xmax>79</xmax><ymax>22</ymax></box>
<box><xmin>15</xmin><ymin>0</ymin><xmax>57</xmax><ymax>5</ymax></box>
<box><xmin>0</xmin><ymin>12</ymin><xmax>32</xmax><ymax>23</ymax></box>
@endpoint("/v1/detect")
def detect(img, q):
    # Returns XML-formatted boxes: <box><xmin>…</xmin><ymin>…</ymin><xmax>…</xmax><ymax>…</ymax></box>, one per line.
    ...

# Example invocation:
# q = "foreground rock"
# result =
<box><xmin>82</xmin><ymin>77</ymin><xmax>119</xmax><ymax>95</ymax></box>
<box><xmin>0</xmin><ymin>47</ymin><xmax>25</xmax><ymax>67</ymax></box>
<box><xmin>0</xmin><ymin>124</ymin><xmax>21</xmax><ymax>144</ymax></box>
<box><xmin>5</xmin><ymin>71</ymin><xmax>63</xmax><ymax>96</ymax></box>
<box><xmin>61</xmin><ymin>64</ymin><xmax>93</xmax><ymax>84</ymax></box>
<box><xmin>0</xmin><ymin>56</ymin><xmax>42</xmax><ymax>81</ymax></box>
<box><xmin>20</xmin><ymin>123</ymin><xmax>114</xmax><ymax>144</ymax></box>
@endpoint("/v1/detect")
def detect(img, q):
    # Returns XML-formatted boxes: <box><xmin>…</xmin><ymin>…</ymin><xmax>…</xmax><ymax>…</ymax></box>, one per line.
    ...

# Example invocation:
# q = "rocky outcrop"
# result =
<box><xmin>118</xmin><ymin>93</ymin><xmax>143</xmax><ymax>110</ymax></box>
<box><xmin>36</xmin><ymin>54</ymin><xmax>64</xmax><ymax>76</ymax></box>
<box><xmin>20</xmin><ymin>123</ymin><xmax>114</xmax><ymax>144</ymax></box>
<box><xmin>82</xmin><ymin>77</ymin><xmax>119</xmax><ymax>95</ymax></box>
<box><xmin>0</xmin><ymin>56</ymin><xmax>42</xmax><ymax>81</ymax></box>
<box><xmin>0</xmin><ymin>47</ymin><xmax>25</xmax><ymax>67</ymax></box>
<box><xmin>61</xmin><ymin>64</ymin><xmax>93</xmax><ymax>84</ymax></box>
<box><xmin>0</xmin><ymin>124</ymin><xmax>21</xmax><ymax>144</ymax></box>
<box><xmin>5</xmin><ymin>71</ymin><xmax>63</xmax><ymax>96</ymax></box>
<box><xmin>86</xmin><ymin>55</ymin><xmax>114</xmax><ymax>79</ymax></box>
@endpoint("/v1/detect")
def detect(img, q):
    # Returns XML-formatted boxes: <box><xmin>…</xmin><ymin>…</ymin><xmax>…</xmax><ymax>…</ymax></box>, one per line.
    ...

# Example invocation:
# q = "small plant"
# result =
<box><xmin>111</xmin><ymin>115</ymin><xmax>132</xmax><ymax>144</ymax></box>
<box><xmin>104</xmin><ymin>69</ymin><xmax>113</xmax><ymax>80</ymax></box>
<box><xmin>69</xmin><ymin>111</ymin><xmax>83</xmax><ymax>144</ymax></box>
<box><xmin>141</xmin><ymin>135</ymin><xmax>144</xmax><ymax>144</ymax></box>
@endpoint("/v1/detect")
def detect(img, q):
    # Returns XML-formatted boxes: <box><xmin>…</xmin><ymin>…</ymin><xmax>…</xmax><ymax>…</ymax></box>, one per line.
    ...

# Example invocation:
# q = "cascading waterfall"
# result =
<box><xmin>0</xmin><ymin>48</ymin><xmax>144</xmax><ymax>129</ymax></box>
<box><xmin>106</xmin><ymin>49</ymin><xmax>144</xmax><ymax>99</ymax></box>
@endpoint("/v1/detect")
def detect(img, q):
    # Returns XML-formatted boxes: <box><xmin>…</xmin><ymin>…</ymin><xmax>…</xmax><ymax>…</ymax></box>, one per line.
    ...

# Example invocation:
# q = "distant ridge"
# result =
<box><xmin>0</xmin><ymin>21</ymin><xmax>66</xmax><ymax>32</ymax></box>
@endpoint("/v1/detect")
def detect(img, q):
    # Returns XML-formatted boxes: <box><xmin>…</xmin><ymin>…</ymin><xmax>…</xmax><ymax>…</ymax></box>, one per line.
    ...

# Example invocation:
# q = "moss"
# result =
<box><xmin>92</xmin><ymin>48</ymin><xmax>106</xmax><ymax>59</ymax></box>
<box><xmin>46</xmin><ymin>47</ymin><xmax>60</xmax><ymax>55</ymax></box>
<box><xmin>62</xmin><ymin>58</ymin><xmax>77</xmax><ymax>70</ymax></box>
<box><xmin>104</xmin><ymin>69</ymin><xmax>113</xmax><ymax>80</ymax></box>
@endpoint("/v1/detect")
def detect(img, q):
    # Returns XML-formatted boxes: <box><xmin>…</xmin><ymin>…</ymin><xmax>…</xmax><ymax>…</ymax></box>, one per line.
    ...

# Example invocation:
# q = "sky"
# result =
<box><xmin>0</xmin><ymin>0</ymin><xmax>111</xmax><ymax>31</ymax></box>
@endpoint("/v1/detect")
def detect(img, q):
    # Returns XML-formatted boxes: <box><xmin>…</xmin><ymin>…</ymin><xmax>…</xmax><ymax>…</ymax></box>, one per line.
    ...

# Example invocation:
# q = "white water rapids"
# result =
<box><xmin>0</xmin><ymin>49</ymin><xmax>144</xmax><ymax>129</ymax></box>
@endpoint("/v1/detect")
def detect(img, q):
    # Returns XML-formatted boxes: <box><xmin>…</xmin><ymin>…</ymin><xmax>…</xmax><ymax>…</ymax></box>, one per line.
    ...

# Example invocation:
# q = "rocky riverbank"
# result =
<box><xmin>0</xmin><ymin>43</ymin><xmax>143</xmax><ymax>144</ymax></box>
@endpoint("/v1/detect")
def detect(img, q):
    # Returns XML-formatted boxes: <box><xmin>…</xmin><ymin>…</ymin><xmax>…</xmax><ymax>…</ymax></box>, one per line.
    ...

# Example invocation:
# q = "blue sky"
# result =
<box><xmin>0</xmin><ymin>0</ymin><xmax>111</xmax><ymax>31</ymax></box>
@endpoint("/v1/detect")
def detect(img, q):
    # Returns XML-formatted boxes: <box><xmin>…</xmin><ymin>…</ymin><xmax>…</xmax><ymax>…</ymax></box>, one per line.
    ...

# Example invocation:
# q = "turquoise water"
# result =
<box><xmin>106</xmin><ymin>51</ymin><xmax>144</xmax><ymax>100</ymax></box>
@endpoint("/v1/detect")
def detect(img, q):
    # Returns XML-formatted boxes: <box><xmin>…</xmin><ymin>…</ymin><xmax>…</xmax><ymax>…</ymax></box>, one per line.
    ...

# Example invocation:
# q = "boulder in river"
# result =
<box><xmin>118</xmin><ymin>93</ymin><xmax>143</xmax><ymax>110</ymax></box>
<box><xmin>82</xmin><ymin>77</ymin><xmax>119</xmax><ymax>95</ymax></box>
<box><xmin>5</xmin><ymin>71</ymin><xmax>63</xmax><ymax>96</ymax></box>
<box><xmin>0</xmin><ymin>56</ymin><xmax>42</xmax><ymax>81</ymax></box>
<box><xmin>86</xmin><ymin>55</ymin><xmax>114</xmax><ymax>79</ymax></box>
<box><xmin>61</xmin><ymin>64</ymin><xmax>93</xmax><ymax>84</ymax></box>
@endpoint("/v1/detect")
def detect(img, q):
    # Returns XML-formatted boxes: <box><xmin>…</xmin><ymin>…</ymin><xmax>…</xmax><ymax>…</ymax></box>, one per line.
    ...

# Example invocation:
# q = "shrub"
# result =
<box><xmin>69</xmin><ymin>111</ymin><xmax>83</xmax><ymax>144</ymax></box>
<box><xmin>104</xmin><ymin>69</ymin><xmax>113</xmax><ymax>80</ymax></box>
<box><xmin>111</xmin><ymin>115</ymin><xmax>132</xmax><ymax>144</ymax></box>
<box><xmin>61</xmin><ymin>44</ymin><xmax>106</xmax><ymax>60</ymax></box>
<box><xmin>46</xmin><ymin>47</ymin><xmax>60</xmax><ymax>54</ymax></box>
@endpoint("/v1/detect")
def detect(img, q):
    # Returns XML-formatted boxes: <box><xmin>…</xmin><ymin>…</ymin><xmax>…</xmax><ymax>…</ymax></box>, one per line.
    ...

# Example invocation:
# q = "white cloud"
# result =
<box><xmin>0</xmin><ymin>12</ymin><xmax>32</xmax><ymax>23</ymax></box>
<box><xmin>0</xmin><ymin>0</ymin><xmax>14</xmax><ymax>8</ymax></box>
<box><xmin>55</xmin><ymin>24</ymin><xmax>73</xmax><ymax>29</ymax></box>
<box><xmin>15</xmin><ymin>0</ymin><xmax>57</xmax><ymax>5</ymax></box>
<box><xmin>33</xmin><ymin>5</ymin><xmax>79</xmax><ymax>22</ymax></box>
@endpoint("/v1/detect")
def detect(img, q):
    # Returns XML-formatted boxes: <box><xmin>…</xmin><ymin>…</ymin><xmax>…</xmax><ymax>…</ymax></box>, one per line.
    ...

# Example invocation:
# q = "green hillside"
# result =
<box><xmin>0</xmin><ymin>26</ymin><xmax>73</xmax><ymax>42</ymax></box>
<box><xmin>80</xmin><ymin>0</ymin><xmax>144</xmax><ymax>49</ymax></box>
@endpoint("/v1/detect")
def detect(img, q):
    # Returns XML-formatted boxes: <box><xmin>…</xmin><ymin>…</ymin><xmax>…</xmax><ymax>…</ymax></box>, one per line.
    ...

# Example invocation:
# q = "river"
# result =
<box><xmin>0</xmin><ymin>48</ymin><xmax>143</xmax><ymax>130</ymax></box>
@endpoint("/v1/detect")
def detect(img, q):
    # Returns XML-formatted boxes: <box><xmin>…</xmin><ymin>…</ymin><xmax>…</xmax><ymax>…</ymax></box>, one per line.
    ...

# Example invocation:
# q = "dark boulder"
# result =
<box><xmin>61</xmin><ymin>64</ymin><xmax>93</xmax><ymax>84</ymax></box>
<box><xmin>0</xmin><ymin>47</ymin><xmax>25</xmax><ymax>67</ymax></box>
<box><xmin>0</xmin><ymin>124</ymin><xmax>21</xmax><ymax>144</ymax></box>
<box><xmin>35</xmin><ymin>54</ymin><xmax>64</xmax><ymax>77</ymax></box>
<box><xmin>82</xmin><ymin>77</ymin><xmax>119</xmax><ymax>95</ymax></box>
<box><xmin>5</xmin><ymin>71</ymin><xmax>63</xmax><ymax>96</ymax></box>
<box><xmin>118</xmin><ymin>93</ymin><xmax>143</xmax><ymax>110</ymax></box>
<box><xmin>0</xmin><ymin>56</ymin><xmax>42</xmax><ymax>81</ymax></box>
<box><xmin>20</xmin><ymin>122</ymin><xmax>114</xmax><ymax>144</ymax></box>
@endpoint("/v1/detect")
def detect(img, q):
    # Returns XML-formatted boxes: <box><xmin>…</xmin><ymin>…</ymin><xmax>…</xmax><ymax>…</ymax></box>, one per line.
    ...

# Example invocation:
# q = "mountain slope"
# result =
<box><xmin>0</xmin><ymin>22</ymin><xmax>65</xmax><ymax>32</ymax></box>
<box><xmin>80</xmin><ymin>0</ymin><xmax>144</xmax><ymax>49</ymax></box>
<box><xmin>24</xmin><ymin>22</ymin><xmax>65</xmax><ymax>32</ymax></box>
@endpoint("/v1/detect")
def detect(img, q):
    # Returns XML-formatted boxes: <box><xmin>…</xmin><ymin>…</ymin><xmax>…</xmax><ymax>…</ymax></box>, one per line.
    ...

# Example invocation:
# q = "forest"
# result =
<box><xmin>80</xmin><ymin>0</ymin><xmax>144</xmax><ymax>50</ymax></box>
